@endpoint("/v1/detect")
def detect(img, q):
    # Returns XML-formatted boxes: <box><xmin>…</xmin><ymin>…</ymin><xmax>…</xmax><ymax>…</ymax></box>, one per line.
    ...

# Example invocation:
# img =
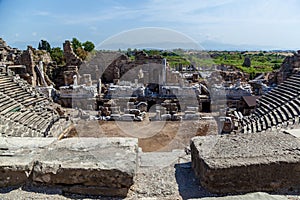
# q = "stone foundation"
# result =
<box><xmin>191</xmin><ymin>132</ymin><xmax>300</xmax><ymax>194</ymax></box>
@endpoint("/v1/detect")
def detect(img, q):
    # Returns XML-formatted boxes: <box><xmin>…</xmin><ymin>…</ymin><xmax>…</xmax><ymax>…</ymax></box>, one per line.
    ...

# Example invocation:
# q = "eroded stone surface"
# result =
<box><xmin>191</xmin><ymin>132</ymin><xmax>300</xmax><ymax>194</ymax></box>
<box><xmin>0</xmin><ymin>137</ymin><xmax>56</xmax><ymax>187</ymax></box>
<box><xmin>0</xmin><ymin>137</ymin><xmax>138</xmax><ymax>197</ymax></box>
<box><xmin>32</xmin><ymin>138</ymin><xmax>138</xmax><ymax>197</ymax></box>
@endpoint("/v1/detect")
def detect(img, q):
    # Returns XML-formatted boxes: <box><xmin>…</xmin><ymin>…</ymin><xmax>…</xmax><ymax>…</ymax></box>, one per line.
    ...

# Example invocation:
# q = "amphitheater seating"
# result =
<box><xmin>0</xmin><ymin>73</ymin><xmax>70</xmax><ymax>137</ymax></box>
<box><xmin>242</xmin><ymin>73</ymin><xmax>300</xmax><ymax>133</ymax></box>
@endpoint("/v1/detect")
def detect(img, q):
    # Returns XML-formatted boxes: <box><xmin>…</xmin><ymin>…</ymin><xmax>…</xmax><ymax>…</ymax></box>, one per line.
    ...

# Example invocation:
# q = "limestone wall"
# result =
<box><xmin>63</xmin><ymin>40</ymin><xmax>82</xmax><ymax>66</ymax></box>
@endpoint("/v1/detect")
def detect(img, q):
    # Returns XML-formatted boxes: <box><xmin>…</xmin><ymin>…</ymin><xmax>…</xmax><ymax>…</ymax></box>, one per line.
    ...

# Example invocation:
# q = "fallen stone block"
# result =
<box><xmin>191</xmin><ymin>132</ymin><xmax>300</xmax><ymax>194</ymax></box>
<box><xmin>0</xmin><ymin>137</ymin><xmax>56</xmax><ymax>187</ymax></box>
<box><xmin>32</xmin><ymin>137</ymin><xmax>138</xmax><ymax>197</ymax></box>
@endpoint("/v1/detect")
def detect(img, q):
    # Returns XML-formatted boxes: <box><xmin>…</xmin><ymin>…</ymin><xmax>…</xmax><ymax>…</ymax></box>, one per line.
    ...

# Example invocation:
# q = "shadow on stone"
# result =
<box><xmin>175</xmin><ymin>162</ymin><xmax>216</xmax><ymax>200</ymax></box>
<box><xmin>21</xmin><ymin>184</ymin><xmax>124</xmax><ymax>200</ymax></box>
<box><xmin>0</xmin><ymin>186</ymin><xmax>20</xmax><ymax>194</ymax></box>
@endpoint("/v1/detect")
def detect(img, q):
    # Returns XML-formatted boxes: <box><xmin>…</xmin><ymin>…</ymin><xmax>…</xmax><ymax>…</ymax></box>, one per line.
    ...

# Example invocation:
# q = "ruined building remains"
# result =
<box><xmin>63</xmin><ymin>40</ymin><xmax>82</xmax><ymax>66</ymax></box>
<box><xmin>277</xmin><ymin>50</ymin><xmax>300</xmax><ymax>83</ymax></box>
<box><xmin>19</xmin><ymin>46</ymin><xmax>52</xmax><ymax>86</ymax></box>
<box><xmin>0</xmin><ymin>38</ymin><xmax>22</xmax><ymax>65</ymax></box>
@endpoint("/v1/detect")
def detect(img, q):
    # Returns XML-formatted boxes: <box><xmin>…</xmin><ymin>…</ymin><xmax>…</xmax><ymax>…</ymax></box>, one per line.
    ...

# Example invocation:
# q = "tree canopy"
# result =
<box><xmin>50</xmin><ymin>47</ymin><xmax>65</xmax><ymax>66</ymax></box>
<box><xmin>38</xmin><ymin>40</ymin><xmax>51</xmax><ymax>52</ymax></box>
<box><xmin>71</xmin><ymin>37</ymin><xmax>95</xmax><ymax>60</ymax></box>
<box><xmin>71</xmin><ymin>38</ymin><xmax>82</xmax><ymax>51</ymax></box>
<box><xmin>82</xmin><ymin>41</ymin><xmax>95</xmax><ymax>52</ymax></box>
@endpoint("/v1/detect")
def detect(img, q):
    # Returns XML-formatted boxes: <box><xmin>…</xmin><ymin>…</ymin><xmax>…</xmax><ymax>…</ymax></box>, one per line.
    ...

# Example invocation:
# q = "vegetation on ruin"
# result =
<box><xmin>50</xmin><ymin>47</ymin><xmax>65</xmax><ymax>66</ymax></box>
<box><xmin>37</xmin><ymin>38</ymin><xmax>289</xmax><ymax>79</ymax></box>
<box><xmin>71</xmin><ymin>38</ymin><xmax>95</xmax><ymax>60</ymax></box>
<box><xmin>126</xmin><ymin>49</ymin><xmax>289</xmax><ymax>77</ymax></box>
<box><xmin>37</xmin><ymin>38</ymin><xmax>96</xmax><ymax>66</ymax></box>
<box><xmin>37</xmin><ymin>39</ymin><xmax>65</xmax><ymax>66</ymax></box>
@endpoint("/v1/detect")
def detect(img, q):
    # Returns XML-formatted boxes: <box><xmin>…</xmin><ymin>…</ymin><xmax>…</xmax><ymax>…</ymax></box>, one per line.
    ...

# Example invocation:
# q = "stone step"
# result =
<box><xmin>279</xmin><ymin>85</ymin><xmax>298</xmax><ymax>94</ymax></box>
<box><xmin>23</xmin><ymin>97</ymin><xmax>47</xmax><ymax>107</ymax></box>
<box><xmin>0</xmin><ymin>96</ymin><xmax>10</xmax><ymax>104</ymax></box>
<box><xmin>12</xmin><ymin>91</ymin><xmax>31</xmax><ymax>101</ymax></box>
<box><xmin>13</xmin><ymin>110</ymin><xmax>31</xmax><ymax>122</ymax></box>
<box><xmin>0</xmin><ymin>77</ymin><xmax>13</xmax><ymax>83</ymax></box>
<box><xmin>284</xmin><ymin>80</ymin><xmax>300</xmax><ymax>88</ymax></box>
<box><xmin>271</xmin><ymin>88</ymin><xmax>296</xmax><ymax>100</ymax></box>
<box><xmin>0</xmin><ymin>101</ymin><xmax>22</xmax><ymax>115</ymax></box>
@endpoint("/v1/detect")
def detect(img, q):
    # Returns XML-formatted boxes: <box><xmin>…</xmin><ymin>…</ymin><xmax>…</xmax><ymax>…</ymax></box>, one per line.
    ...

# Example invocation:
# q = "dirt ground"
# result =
<box><xmin>73</xmin><ymin>114</ymin><xmax>218</xmax><ymax>152</ymax></box>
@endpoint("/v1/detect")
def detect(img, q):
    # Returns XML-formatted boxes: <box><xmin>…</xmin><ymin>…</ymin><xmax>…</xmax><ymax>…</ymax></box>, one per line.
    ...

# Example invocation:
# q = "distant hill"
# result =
<box><xmin>200</xmin><ymin>40</ymin><xmax>281</xmax><ymax>51</ymax></box>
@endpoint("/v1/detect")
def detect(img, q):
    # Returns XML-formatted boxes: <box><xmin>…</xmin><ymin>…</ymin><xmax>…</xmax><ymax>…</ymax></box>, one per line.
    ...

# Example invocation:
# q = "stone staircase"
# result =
<box><xmin>0</xmin><ymin>73</ymin><xmax>70</xmax><ymax>137</ymax></box>
<box><xmin>241</xmin><ymin>73</ymin><xmax>300</xmax><ymax>133</ymax></box>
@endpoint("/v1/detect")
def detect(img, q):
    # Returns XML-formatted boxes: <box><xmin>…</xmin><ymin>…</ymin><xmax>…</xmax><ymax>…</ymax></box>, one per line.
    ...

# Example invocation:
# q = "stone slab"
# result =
<box><xmin>191</xmin><ymin>132</ymin><xmax>300</xmax><ymax>194</ymax></box>
<box><xmin>0</xmin><ymin>137</ymin><xmax>138</xmax><ymax>197</ymax></box>
<box><xmin>0</xmin><ymin>137</ymin><xmax>56</xmax><ymax>187</ymax></box>
<box><xmin>284</xmin><ymin>129</ymin><xmax>300</xmax><ymax>138</ymax></box>
<box><xmin>32</xmin><ymin>137</ymin><xmax>138</xmax><ymax>197</ymax></box>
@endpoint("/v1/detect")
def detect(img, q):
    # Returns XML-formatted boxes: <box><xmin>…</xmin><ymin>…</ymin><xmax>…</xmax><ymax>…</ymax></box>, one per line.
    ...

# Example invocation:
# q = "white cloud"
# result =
<box><xmin>17</xmin><ymin>0</ymin><xmax>300</xmax><ymax>49</ymax></box>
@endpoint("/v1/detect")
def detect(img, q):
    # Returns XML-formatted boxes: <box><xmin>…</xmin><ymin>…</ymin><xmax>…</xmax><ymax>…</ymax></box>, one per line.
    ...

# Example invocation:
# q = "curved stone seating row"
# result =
<box><xmin>0</xmin><ymin>103</ymin><xmax>61</xmax><ymax>137</ymax></box>
<box><xmin>0</xmin><ymin>75</ymin><xmax>47</xmax><ymax>108</ymax></box>
<box><xmin>0</xmin><ymin>117</ymin><xmax>44</xmax><ymax>137</ymax></box>
<box><xmin>0</xmin><ymin>74</ymin><xmax>67</xmax><ymax>137</ymax></box>
<box><xmin>242</xmin><ymin>73</ymin><xmax>300</xmax><ymax>133</ymax></box>
<box><xmin>243</xmin><ymin>99</ymin><xmax>300</xmax><ymax>133</ymax></box>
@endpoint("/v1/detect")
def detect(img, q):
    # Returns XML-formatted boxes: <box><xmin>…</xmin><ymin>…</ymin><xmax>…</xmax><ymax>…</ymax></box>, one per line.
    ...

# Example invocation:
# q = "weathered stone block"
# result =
<box><xmin>0</xmin><ymin>137</ymin><xmax>56</xmax><ymax>187</ymax></box>
<box><xmin>191</xmin><ymin>132</ymin><xmax>300</xmax><ymax>194</ymax></box>
<box><xmin>0</xmin><ymin>137</ymin><xmax>138</xmax><ymax>197</ymax></box>
<box><xmin>32</xmin><ymin>137</ymin><xmax>138</xmax><ymax>197</ymax></box>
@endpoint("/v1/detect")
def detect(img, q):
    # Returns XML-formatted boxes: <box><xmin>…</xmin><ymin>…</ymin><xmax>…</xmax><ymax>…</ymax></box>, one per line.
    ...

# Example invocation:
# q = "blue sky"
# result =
<box><xmin>1</xmin><ymin>0</ymin><xmax>300</xmax><ymax>50</ymax></box>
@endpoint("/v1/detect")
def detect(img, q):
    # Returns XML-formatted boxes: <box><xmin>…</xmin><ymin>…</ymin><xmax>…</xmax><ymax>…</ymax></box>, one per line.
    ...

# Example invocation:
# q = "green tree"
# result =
<box><xmin>50</xmin><ymin>47</ymin><xmax>65</xmax><ymax>66</ymax></box>
<box><xmin>38</xmin><ymin>40</ymin><xmax>51</xmax><ymax>52</ymax></box>
<box><xmin>82</xmin><ymin>41</ymin><xmax>95</xmax><ymax>52</ymax></box>
<box><xmin>273</xmin><ymin>63</ymin><xmax>281</xmax><ymax>70</ymax></box>
<box><xmin>71</xmin><ymin>38</ymin><xmax>82</xmax><ymax>51</ymax></box>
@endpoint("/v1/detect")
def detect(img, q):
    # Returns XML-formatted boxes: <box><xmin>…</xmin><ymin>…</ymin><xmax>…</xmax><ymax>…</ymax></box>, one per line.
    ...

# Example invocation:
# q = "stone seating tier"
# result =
<box><xmin>0</xmin><ymin>74</ymin><xmax>69</xmax><ymax>137</ymax></box>
<box><xmin>241</xmin><ymin>73</ymin><xmax>300</xmax><ymax>133</ymax></box>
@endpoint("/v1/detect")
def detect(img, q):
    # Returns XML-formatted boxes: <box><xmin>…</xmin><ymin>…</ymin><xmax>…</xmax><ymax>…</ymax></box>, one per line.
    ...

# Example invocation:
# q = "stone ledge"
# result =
<box><xmin>191</xmin><ymin>132</ymin><xmax>300</xmax><ymax>194</ymax></box>
<box><xmin>0</xmin><ymin>137</ymin><xmax>138</xmax><ymax>197</ymax></box>
<box><xmin>0</xmin><ymin>138</ymin><xmax>56</xmax><ymax>187</ymax></box>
